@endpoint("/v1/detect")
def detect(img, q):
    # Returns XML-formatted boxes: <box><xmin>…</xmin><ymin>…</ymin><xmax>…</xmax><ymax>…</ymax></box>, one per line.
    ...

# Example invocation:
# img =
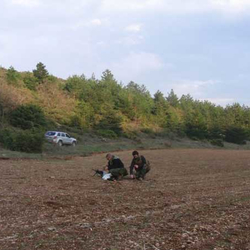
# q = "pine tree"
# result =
<box><xmin>33</xmin><ymin>62</ymin><xmax>49</xmax><ymax>83</ymax></box>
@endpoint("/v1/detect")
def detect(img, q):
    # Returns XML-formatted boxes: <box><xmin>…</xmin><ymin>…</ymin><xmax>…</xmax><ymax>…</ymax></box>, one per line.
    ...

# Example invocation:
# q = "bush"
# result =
<box><xmin>23</xmin><ymin>75</ymin><xmax>38</xmax><ymax>91</ymax></box>
<box><xmin>6</xmin><ymin>66</ymin><xmax>20</xmax><ymax>85</ymax></box>
<box><xmin>0</xmin><ymin>129</ymin><xmax>14</xmax><ymax>148</ymax></box>
<box><xmin>9</xmin><ymin>104</ymin><xmax>47</xmax><ymax>130</ymax></box>
<box><xmin>0</xmin><ymin>129</ymin><xmax>44</xmax><ymax>153</ymax></box>
<box><xmin>185</xmin><ymin>124</ymin><xmax>208</xmax><ymax>140</ymax></box>
<box><xmin>96</xmin><ymin>113</ymin><xmax>123</xmax><ymax>136</ymax></box>
<box><xmin>225</xmin><ymin>127</ymin><xmax>247</xmax><ymax>145</ymax></box>
<box><xmin>96</xmin><ymin>129</ymin><xmax>118</xmax><ymax>139</ymax></box>
<box><xmin>122</xmin><ymin>131</ymin><xmax>138</xmax><ymax>140</ymax></box>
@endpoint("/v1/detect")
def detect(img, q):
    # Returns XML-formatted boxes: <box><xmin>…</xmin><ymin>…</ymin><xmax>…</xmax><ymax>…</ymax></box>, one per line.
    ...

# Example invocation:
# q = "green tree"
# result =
<box><xmin>6</xmin><ymin>66</ymin><xmax>20</xmax><ymax>85</ymax></box>
<box><xmin>10</xmin><ymin>104</ymin><xmax>47</xmax><ymax>130</ymax></box>
<box><xmin>152</xmin><ymin>91</ymin><xmax>169</xmax><ymax>126</ymax></box>
<box><xmin>225</xmin><ymin>126</ymin><xmax>247</xmax><ymax>144</ymax></box>
<box><xmin>33</xmin><ymin>62</ymin><xmax>49</xmax><ymax>83</ymax></box>
<box><xmin>166</xmin><ymin>89</ymin><xmax>179</xmax><ymax>107</ymax></box>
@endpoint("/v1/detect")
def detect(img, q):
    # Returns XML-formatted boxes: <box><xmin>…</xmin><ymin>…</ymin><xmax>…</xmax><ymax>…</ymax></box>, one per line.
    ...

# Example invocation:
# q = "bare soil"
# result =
<box><xmin>1</xmin><ymin>149</ymin><xmax>250</xmax><ymax>250</ymax></box>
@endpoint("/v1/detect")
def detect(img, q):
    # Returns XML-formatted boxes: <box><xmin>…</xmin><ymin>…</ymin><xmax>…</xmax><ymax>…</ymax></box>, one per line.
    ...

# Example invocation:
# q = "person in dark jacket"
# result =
<box><xmin>105</xmin><ymin>153</ymin><xmax>128</xmax><ymax>180</ymax></box>
<box><xmin>130</xmin><ymin>151</ymin><xmax>150</xmax><ymax>180</ymax></box>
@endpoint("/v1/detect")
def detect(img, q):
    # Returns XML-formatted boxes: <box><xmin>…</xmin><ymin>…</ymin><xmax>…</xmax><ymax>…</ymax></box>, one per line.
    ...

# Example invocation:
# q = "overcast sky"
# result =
<box><xmin>0</xmin><ymin>0</ymin><xmax>250</xmax><ymax>106</ymax></box>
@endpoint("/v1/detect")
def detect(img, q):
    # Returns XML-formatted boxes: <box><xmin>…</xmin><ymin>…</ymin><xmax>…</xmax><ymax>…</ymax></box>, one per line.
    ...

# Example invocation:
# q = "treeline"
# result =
<box><xmin>0</xmin><ymin>63</ymin><xmax>250</xmax><ymax>152</ymax></box>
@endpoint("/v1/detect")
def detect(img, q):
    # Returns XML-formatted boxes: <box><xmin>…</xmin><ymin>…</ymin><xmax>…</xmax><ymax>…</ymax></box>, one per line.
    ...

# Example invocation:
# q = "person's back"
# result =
<box><xmin>108</xmin><ymin>156</ymin><xmax>124</xmax><ymax>170</ymax></box>
<box><xmin>106</xmin><ymin>153</ymin><xmax>128</xmax><ymax>180</ymax></box>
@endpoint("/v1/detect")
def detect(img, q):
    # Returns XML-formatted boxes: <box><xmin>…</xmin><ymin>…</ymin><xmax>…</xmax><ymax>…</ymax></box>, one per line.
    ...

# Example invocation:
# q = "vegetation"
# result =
<box><xmin>9</xmin><ymin>104</ymin><xmax>47</xmax><ymax>130</ymax></box>
<box><xmin>0</xmin><ymin>65</ymin><xmax>250</xmax><ymax>153</ymax></box>
<box><xmin>33</xmin><ymin>62</ymin><xmax>49</xmax><ymax>83</ymax></box>
<box><xmin>0</xmin><ymin>128</ymin><xmax>44</xmax><ymax>153</ymax></box>
<box><xmin>6</xmin><ymin>66</ymin><xmax>20</xmax><ymax>85</ymax></box>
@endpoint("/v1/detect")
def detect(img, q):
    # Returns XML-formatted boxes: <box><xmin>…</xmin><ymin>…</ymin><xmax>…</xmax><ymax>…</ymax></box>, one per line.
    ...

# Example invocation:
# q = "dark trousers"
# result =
<box><xmin>109</xmin><ymin>168</ymin><xmax>128</xmax><ymax>179</ymax></box>
<box><xmin>135</xmin><ymin>165</ymin><xmax>150</xmax><ymax>179</ymax></box>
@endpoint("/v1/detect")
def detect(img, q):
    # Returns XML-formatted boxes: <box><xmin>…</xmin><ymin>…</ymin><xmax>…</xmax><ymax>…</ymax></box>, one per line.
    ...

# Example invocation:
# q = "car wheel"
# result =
<box><xmin>72</xmin><ymin>141</ymin><xmax>76</xmax><ymax>147</ymax></box>
<box><xmin>58</xmin><ymin>140</ymin><xmax>63</xmax><ymax>146</ymax></box>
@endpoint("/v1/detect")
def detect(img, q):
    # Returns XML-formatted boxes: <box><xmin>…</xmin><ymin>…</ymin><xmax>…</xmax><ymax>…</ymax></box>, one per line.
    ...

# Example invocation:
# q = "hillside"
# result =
<box><xmin>0</xmin><ymin>64</ymin><xmax>250</xmax><ymax>154</ymax></box>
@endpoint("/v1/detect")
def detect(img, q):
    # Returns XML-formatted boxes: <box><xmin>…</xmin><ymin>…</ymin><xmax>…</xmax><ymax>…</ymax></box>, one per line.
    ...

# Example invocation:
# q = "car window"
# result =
<box><xmin>61</xmin><ymin>133</ymin><xmax>65</xmax><ymax>137</ymax></box>
<box><xmin>57</xmin><ymin>133</ymin><xmax>61</xmax><ymax>136</ymax></box>
<box><xmin>46</xmin><ymin>132</ymin><xmax>56</xmax><ymax>136</ymax></box>
<box><xmin>66</xmin><ymin>134</ymin><xmax>70</xmax><ymax>138</ymax></box>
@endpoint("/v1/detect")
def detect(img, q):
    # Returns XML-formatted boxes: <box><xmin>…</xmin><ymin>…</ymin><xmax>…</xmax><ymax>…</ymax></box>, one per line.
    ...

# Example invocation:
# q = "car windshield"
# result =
<box><xmin>46</xmin><ymin>132</ymin><xmax>56</xmax><ymax>136</ymax></box>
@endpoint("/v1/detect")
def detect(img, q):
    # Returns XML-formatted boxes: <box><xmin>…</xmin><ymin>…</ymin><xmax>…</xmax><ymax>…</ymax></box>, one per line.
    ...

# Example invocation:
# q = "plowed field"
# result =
<box><xmin>1</xmin><ymin>149</ymin><xmax>250</xmax><ymax>250</ymax></box>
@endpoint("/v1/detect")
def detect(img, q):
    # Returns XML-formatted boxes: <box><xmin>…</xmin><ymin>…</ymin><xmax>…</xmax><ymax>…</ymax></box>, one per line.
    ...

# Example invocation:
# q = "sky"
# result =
<box><xmin>0</xmin><ymin>0</ymin><xmax>250</xmax><ymax>106</ymax></box>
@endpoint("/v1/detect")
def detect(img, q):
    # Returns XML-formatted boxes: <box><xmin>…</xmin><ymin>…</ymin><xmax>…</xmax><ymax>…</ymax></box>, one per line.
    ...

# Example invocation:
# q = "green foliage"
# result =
<box><xmin>185</xmin><ymin>123</ymin><xmax>208</xmax><ymax>140</ymax></box>
<box><xmin>23</xmin><ymin>74</ymin><xmax>38</xmax><ymax>91</ymax></box>
<box><xmin>0</xmin><ymin>129</ymin><xmax>44</xmax><ymax>153</ymax></box>
<box><xmin>225</xmin><ymin>127</ymin><xmax>247</xmax><ymax>145</ymax></box>
<box><xmin>6</xmin><ymin>66</ymin><xmax>20</xmax><ymax>85</ymax></box>
<box><xmin>166</xmin><ymin>89</ymin><xmax>179</xmax><ymax>107</ymax></box>
<box><xmin>33</xmin><ymin>62</ymin><xmax>49</xmax><ymax>83</ymax></box>
<box><xmin>96</xmin><ymin>112</ymin><xmax>123</xmax><ymax>135</ymax></box>
<box><xmin>47</xmin><ymin>75</ymin><xmax>57</xmax><ymax>83</ymax></box>
<box><xmin>126</xmin><ymin>81</ymin><xmax>154</xmax><ymax>120</ymax></box>
<box><xmin>9</xmin><ymin>104</ymin><xmax>47</xmax><ymax>130</ymax></box>
<box><xmin>63</xmin><ymin>70</ymin><xmax>250</xmax><ymax>145</ymax></box>
<box><xmin>96</xmin><ymin>129</ymin><xmax>118</xmax><ymax>139</ymax></box>
<box><xmin>2</xmin><ymin>66</ymin><xmax>250</xmax><ymax>147</ymax></box>
<box><xmin>122</xmin><ymin>131</ymin><xmax>138</xmax><ymax>140</ymax></box>
<box><xmin>0</xmin><ymin>129</ymin><xmax>13</xmax><ymax>147</ymax></box>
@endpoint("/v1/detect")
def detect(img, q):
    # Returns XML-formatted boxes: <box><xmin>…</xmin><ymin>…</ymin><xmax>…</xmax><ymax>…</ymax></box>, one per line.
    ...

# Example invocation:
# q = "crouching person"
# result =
<box><xmin>105</xmin><ymin>153</ymin><xmax>128</xmax><ymax>180</ymax></box>
<box><xmin>130</xmin><ymin>151</ymin><xmax>150</xmax><ymax>180</ymax></box>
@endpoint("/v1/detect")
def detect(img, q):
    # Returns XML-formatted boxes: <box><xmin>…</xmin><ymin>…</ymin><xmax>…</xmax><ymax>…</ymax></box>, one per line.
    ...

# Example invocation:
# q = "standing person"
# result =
<box><xmin>130</xmin><ymin>151</ymin><xmax>150</xmax><ymax>180</ymax></box>
<box><xmin>105</xmin><ymin>153</ymin><xmax>128</xmax><ymax>180</ymax></box>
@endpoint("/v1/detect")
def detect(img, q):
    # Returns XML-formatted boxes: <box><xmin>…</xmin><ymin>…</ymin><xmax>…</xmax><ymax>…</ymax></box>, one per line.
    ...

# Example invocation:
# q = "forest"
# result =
<box><xmin>0</xmin><ymin>63</ymin><xmax>249</xmax><ymax>152</ymax></box>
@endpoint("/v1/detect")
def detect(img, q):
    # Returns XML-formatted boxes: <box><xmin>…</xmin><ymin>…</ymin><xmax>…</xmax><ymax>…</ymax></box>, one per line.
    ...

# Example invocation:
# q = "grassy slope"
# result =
<box><xmin>1</xmin><ymin>132</ymin><xmax>250</xmax><ymax>159</ymax></box>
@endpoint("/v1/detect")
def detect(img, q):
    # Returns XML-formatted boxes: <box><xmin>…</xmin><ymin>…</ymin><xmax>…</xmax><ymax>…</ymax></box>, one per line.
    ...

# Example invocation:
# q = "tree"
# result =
<box><xmin>6</xmin><ymin>66</ymin><xmax>20</xmax><ymax>85</ymax></box>
<box><xmin>33</xmin><ymin>62</ymin><xmax>49</xmax><ymax>83</ymax></box>
<box><xmin>101</xmin><ymin>69</ymin><xmax>116</xmax><ymax>82</ymax></box>
<box><xmin>225</xmin><ymin>126</ymin><xmax>247</xmax><ymax>144</ymax></box>
<box><xmin>166</xmin><ymin>89</ymin><xmax>179</xmax><ymax>107</ymax></box>
<box><xmin>9</xmin><ymin>104</ymin><xmax>47</xmax><ymax>130</ymax></box>
<box><xmin>152</xmin><ymin>91</ymin><xmax>169</xmax><ymax>126</ymax></box>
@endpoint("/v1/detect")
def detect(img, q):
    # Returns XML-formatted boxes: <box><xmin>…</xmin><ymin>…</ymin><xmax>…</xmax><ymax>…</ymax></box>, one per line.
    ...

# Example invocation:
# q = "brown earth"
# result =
<box><xmin>1</xmin><ymin>149</ymin><xmax>250</xmax><ymax>250</ymax></box>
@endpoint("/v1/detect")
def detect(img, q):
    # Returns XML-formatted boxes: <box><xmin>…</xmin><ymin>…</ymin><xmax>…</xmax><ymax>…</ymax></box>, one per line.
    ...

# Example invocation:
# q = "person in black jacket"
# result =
<box><xmin>130</xmin><ymin>151</ymin><xmax>150</xmax><ymax>180</ymax></box>
<box><xmin>104</xmin><ymin>153</ymin><xmax>128</xmax><ymax>180</ymax></box>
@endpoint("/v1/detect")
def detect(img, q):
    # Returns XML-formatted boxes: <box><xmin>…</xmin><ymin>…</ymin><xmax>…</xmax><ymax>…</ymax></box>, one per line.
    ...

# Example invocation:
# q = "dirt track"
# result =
<box><xmin>1</xmin><ymin>149</ymin><xmax>250</xmax><ymax>250</ymax></box>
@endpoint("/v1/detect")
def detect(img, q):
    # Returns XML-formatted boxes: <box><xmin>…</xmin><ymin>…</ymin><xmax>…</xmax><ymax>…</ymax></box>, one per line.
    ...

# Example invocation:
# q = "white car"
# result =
<box><xmin>45</xmin><ymin>131</ymin><xmax>77</xmax><ymax>146</ymax></box>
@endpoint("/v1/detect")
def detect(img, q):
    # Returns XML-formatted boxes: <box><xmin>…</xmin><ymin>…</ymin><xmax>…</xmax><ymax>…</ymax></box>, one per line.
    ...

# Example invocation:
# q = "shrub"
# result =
<box><xmin>185</xmin><ymin>124</ymin><xmax>208</xmax><ymax>140</ymax></box>
<box><xmin>96</xmin><ymin>129</ymin><xmax>118</xmax><ymax>139</ymax></box>
<box><xmin>14</xmin><ymin>130</ymin><xmax>44</xmax><ymax>153</ymax></box>
<box><xmin>9</xmin><ymin>104</ymin><xmax>47</xmax><ymax>130</ymax></box>
<box><xmin>122</xmin><ymin>131</ymin><xmax>138</xmax><ymax>140</ymax></box>
<box><xmin>23</xmin><ymin>75</ymin><xmax>38</xmax><ymax>91</ymax></box>
<box><xmin>0</xmin><ymin>129</ymin><xmax>14</xmax><ymax>148</ymax></box>
<box><xmin>0</xmin><ymin>129</ymin><xmax>44</xmax><ymax>153</ymax></box>
<box><xmin>6</xmin><ymin>66</ymin><xmax>20</xmax><ymax>85</ymax></box>
<box><xmin>225</xmin><ymin>127</ymin><xmax>247</xmax><ymax>145</ymax></box>
<box><xmin>96</xmin><ymin>113</ymin><xmax>123</xmax><ymax>136</ymax></box>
